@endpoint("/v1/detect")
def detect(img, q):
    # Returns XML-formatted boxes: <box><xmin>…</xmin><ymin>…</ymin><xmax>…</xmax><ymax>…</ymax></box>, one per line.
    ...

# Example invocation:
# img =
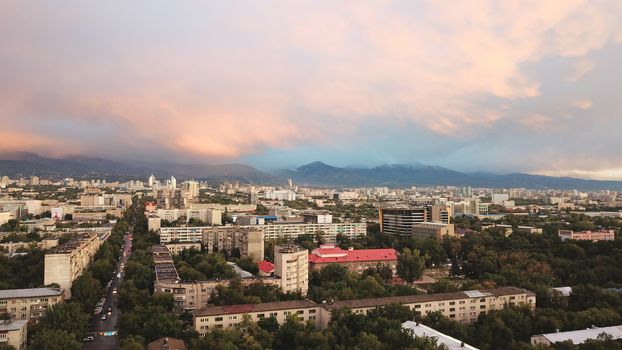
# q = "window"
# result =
<box><xmin>449</xmin><ymin>302</ymin><xmax>455</xmax><ymax>305</ymax></box>
<box><xmin>449</xmin><ymin>308</ymin><xmax>455</xmax><ymax>312</ymax></box>
<box><xmin>309</xmin><ymin>309</ymin><xmax>316</xmax><ymax>314</ymax></box>
<box><xmin>215</xmin><ymin>317</ymin><xmax>223</xmax><ymax>322</ymax></box>
<box><xmin>480</xmin><ymin>305</ymin><xmax>486</xmax><ymax>309</ymax></box>
<box><xmin>297</xmin><ymin>310</ymin><xmax>304</xmax><ymax>314</ymax></box>
<box><xmin>257</xmin><ymin>314</ymin><xmax>265</xmax><ymax>318</ymax></box>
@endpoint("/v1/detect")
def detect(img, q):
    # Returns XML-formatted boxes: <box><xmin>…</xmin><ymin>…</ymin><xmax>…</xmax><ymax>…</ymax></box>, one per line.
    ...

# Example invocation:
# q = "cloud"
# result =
<box><xmin>0</xmin><ymin>0</ymin><xmax>621</xmax><ymax>177</ymax></box>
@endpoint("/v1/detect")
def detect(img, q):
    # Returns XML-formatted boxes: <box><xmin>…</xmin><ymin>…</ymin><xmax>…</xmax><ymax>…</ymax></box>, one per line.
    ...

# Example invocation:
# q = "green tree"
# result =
<box><xmin>30</xmin><ymin>329</ymin><xmax>81</xmax><ymax>350</ymax></box>
<box><xmin>37</xmin><ymin>303</ymin><xmax>89</xmax><ymax>341</ymax></box>
<box><xmin>397</xmin><ymin>248</ymin><xmax>426</xmax><ymax>283</ymax></box>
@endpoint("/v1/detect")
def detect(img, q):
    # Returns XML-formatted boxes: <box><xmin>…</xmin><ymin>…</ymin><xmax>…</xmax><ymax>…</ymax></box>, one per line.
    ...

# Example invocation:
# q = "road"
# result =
<box><xmin>82</xmin><ymin>226</ymin><xmax>133</xmax><ymax>350</ymax></box>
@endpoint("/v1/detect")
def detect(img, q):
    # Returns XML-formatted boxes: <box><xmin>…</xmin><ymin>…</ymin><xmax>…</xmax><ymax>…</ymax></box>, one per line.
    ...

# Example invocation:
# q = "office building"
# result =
<box><xmin>379</xmin><ymin>207</ymin><xmax>428</xmax><ymax>235</ymax></box>
<box><xmin>531</xmin><ymin>325</ymin><xmax>622</xmax><ymax>347</ymax></box>
<box><xmin>44</xmin><ymin>232</ymin><xmax>110</xmax><ymax>298</ymax></box>
<box><xmin>412</xmin><ymin>222</ymin><xmax>456</xmax><ymax>241</ymax></box>
<box><xmin>194</xmin><ymin>300</ymin><xmax>319</xmax><ymax>335</ymax></box>
<box><xmin>308</xmin><ymin>245</ymin><xmax>398</xmax><ymax>276</ymax></box>
<box><xmin>274</xmin><ymin>245</ymin><xmax>308</xmax><ymax>295</ymax></box>
<box><xmin>0</xmin><ymin>320</ymin><xmax>27</xmax><ymax>350</ymax></box>
<box><xmin>0</xmin><ymin>288</ymin><xmax>64</xmax><ymax>320</ymax></box>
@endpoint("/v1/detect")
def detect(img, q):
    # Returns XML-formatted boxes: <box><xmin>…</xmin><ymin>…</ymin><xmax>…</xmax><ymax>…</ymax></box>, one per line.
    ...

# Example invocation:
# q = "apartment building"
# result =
<box><xmin>152</xmin><ymin>245</ymin><xmax>279</xmax><ymax>311</ymax></box>
<box><xmin>0</xmin><ymin>320</ymin><xmax>27</xmax><ymax>350</ymax></box>
<box><xmin>159</xmin><ymin>227</ymin><xmax>204</xmax><ymax>243</ymax></box>
<box><xmin>259</xmin><ymin>222</ymin><xmax>366</xmax><ymax>242</ymax></box>
<box><xmin>558</xmin><ymin>229</ymin><xmax>615</xmax><ymax>242</ymax></box>
<box><xmin>0</xmin><ymin>288</ymin><xmax>64</xmax><ymax>320</ymax></box>
<box><xmin>319</xmin><ymin>287</ymin><xmax>535</xmax><ymax>328</ymax></box>
<box><xmin>0</xmin><ymin>211</ymin><xmax>13</xmax><ymax>225</ymax></box>
<box><xmin>44</xmin><ymin>231</ymin><xmax>110</xmax><ymax>298</ymax></box>
<box><xmin>194</xmin><ymin>300</ymin><xmax>319</xmax><ymax>335</ymax></box>
<box><xmin>203</xmin><ymin>227</ymin><xmax>264</xmax><ymax>262</ymax></box>
<box><xmin>165</xmin><ymin>243</ymin><xmax>202</xmax><ymax>255</ymax></box>
<box><xmin>412</xmin><ymin>222</ymin><xmax>456</xmax><ymax>241</ymax></box>
<box><xmin>192</xmin><ymin>287</ymin><xmax>535</xmax><ymax>334</ymax></box>
<box><xmin>308</xmin><ymin>245</ymin><xmax>398</xmax><ymax>276</ymax></box>
<box><xmin>274</xmin><ymin>245</ymin><xmax>308</xmax><ymax>295</ymax></box>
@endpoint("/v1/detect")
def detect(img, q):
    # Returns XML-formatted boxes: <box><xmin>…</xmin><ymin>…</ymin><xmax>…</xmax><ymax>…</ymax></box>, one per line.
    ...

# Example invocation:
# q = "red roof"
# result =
<box><xmin>308</xmin><ymin>246</ymin><xmax>398</xmax><ymax>264</ymax></box>
<box><xmin>258</xmin><ymin>260</ymin><xmax>275</xmax><ymax>273</ymax></box>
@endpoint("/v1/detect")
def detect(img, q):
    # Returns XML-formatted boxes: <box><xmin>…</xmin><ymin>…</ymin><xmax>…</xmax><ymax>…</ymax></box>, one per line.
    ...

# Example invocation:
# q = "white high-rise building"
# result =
<box><xmin>148</xmin><ymin>174</ymin><xmax>156</xmax><ymax>187</ymax></box>
<box><xmin>170</xmin><ymin>176</ymin><xmax>177</xmax><ymax>190</ymax></box>
<box><xmin>274</xmin><ymin>245</ymin><xmax>308</xmax><ymax>295</ymax></box>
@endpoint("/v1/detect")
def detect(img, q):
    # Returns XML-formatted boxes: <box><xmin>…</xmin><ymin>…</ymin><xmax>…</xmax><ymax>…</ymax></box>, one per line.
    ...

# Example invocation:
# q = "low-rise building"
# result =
<box><xmin>558</xmin><ymin>229</ymin><xmax>615</xmax><ymax>242</ymax></box>
<box><xmin>412</xmin><ymin>222</ymin><xmax>455</xmax><ymax>241</ymax></box>
<box><xmin>0</xmin><ymin>288</ymin><xmax>64</xmax><ymax>320</ymax></box>
<box><xmin>0</xmin><ymin>320</ymin><xmax>27</xmax><ymax>350</ymax></box>
<box><xmin>147</xmin><ymin>337</ymin><xmax>186</xmax><ymax>350</ymax></box>
<box><xmin>194</xmin><ymin>300</ymin><xmax>319</xmax><ymax>335</ymax></box>
<box><xmin>319</xmin><ymin>287</ymin><xmax>535</xmax><ymax>329</ymax></box>
<box><xmin>402</xmin><ymin>321</ymin><xmax>478</xmax><ymax>350</ymax></box>
<box><xmin>531</xmin><ymin>325</ymin><xmax>622</xmax><ymax>347</ymax></box>
<box><xmin>308</xmin><ymin>245</ymin><xmax>398</xmax><ymax>276</ymax></box>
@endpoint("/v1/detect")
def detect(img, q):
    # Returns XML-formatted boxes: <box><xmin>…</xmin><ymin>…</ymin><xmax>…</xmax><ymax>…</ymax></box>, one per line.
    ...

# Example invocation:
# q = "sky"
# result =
<box><xmin>1</xmin><ymin>1</ymin><xmax>622</xmax><ymax>179</ymax></box>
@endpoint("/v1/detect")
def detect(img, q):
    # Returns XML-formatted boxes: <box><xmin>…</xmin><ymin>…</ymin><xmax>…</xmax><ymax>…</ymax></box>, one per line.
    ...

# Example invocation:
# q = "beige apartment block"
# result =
<box><xmin>274</xmin><ymin>245</ymin><xmax>308</xmax><ymax>295</ymax></box>
<box><xmin>194</xmin><ymin>300</ymin><xmax>319</xmax><ymax>336</ymax></box>
<box><xmin>319</xmin><ymin>287</ymin><xmax>535</xmax><ymax>329</ymax></box>
<box><xmin>165</xmin><ymin>243</ymin><xmax>202</xmax><ymax>255</ymax></box>
<box><xmin>0</xmin><ymin>288</ymin><xmax>64</xmax><ymax>320</ymax></box>
<box><xmin>0</xmin><ymin>320</ymin><xmax>27</xmax><ymax>350</ymax></box>
<box><xmin>44</xmin><ymin>232</ymin><xmax>109</xmax><ymax>298</ymax></box>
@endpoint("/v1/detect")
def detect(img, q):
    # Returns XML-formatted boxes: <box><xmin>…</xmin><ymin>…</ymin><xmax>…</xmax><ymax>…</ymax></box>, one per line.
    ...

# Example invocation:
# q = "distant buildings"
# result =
<box><xmin>265</xmin><ymin>190</ymin><xmax>296</xmax><ymax>201</ymax></box>
<box><xmin>531</xmin><ymin>325</ymin><xmax>622</xmax><ymax>347</ymax></box>
<box><xmin>558</xmin><ymin>229</ymin><xmax>615</xmax><ymax>242</ymax></box>
<box><xmin>0</xmin><ymin>320</ymin><xmax>27</xmax><ymax>350</ymax></box>
<box><xmin>44</xmin><ymin>231</ymin><xmax>110</xmax><ymax>298</ymax></box>
<box><xmin>274</xmin><ymin>245</ymin><xmax>309</xmax><ymax>295</ymax></box>
<box><xmin>0</xmin><ymin>288</ymin><xmax>64</xmax><ymax>320</ymax></box>
<box><xmin>308</xmin><ymin>245</ymin><xmax>398</xmax><ymax>276</ymax></box>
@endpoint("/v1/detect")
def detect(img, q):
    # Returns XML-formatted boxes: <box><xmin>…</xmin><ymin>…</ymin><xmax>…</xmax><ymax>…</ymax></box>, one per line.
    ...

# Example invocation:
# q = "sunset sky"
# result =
<box><xmin>1</xmin><ymin>1</ymin><xmax>622</xmax><ymax>178</ymax></box>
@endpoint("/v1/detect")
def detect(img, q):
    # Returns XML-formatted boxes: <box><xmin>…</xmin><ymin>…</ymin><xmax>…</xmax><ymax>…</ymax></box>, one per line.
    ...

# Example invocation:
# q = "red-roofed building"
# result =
<box><xmin>308</xmin><ymin>245</ymin><xmax>398</xmax><ymax>276</ymax></box>
<box><xmin>258</xmin><ymin>260</ymin><xmax>275</xmax><ymax>277</ymax></box>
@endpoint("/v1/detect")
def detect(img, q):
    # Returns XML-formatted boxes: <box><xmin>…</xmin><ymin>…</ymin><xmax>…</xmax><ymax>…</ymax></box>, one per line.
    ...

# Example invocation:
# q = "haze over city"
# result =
<box><xmin>1</xmin><ymin>1</ymin><xmax>622</xmax><ymax>179</ymax></box>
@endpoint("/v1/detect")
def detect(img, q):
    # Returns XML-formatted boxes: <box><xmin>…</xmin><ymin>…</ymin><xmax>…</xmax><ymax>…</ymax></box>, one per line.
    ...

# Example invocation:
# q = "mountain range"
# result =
<box><xmin>1</xmin><ymin>153</ymin><xmax>622</xmax><ymax>191</ymax></box>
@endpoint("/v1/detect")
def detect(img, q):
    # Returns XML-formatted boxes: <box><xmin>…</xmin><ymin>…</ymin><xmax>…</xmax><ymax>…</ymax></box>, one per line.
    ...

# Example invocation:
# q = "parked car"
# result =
<box><xmin>100</xmin><ymin>314</ymin><xmax>107</xmax><ymax>321</ymax></box>
<box><xmin>83</xmin><ymin>336</ymin><xmax>94</xmax><ymax>342</ymax></box>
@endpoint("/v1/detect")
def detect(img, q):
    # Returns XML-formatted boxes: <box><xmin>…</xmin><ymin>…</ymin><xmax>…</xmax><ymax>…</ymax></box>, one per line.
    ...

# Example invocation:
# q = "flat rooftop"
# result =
<box><xmin>402</xmin><ymin>321</ymin><xmax>479</xmax><ymax>350</ymax></box>
<box><xmin>195</xmin><ymin>300</ymin><xmax>318</xmax><ymax>317</ymax></box>
<box><xmin>0</xmin><ymin>287</ymin><xmax>62</xmax><ymax>299</ymax></box>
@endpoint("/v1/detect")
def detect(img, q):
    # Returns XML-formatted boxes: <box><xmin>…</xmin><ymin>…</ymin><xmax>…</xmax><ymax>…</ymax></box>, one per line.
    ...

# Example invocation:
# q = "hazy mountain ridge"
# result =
<box><xmin>2</xmin><ymin>154</ymin><xmax>622</xmax><ymax>190</ymax></box>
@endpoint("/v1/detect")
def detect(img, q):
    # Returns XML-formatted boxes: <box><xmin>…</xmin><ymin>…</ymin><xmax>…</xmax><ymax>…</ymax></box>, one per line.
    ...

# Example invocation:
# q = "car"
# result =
<box><xmin>100</xmin><ymin>314</ymin><xmax>107</xmax><ymax>321</ymax></box>
<box><xmin>112</xmin><ymin>288</ymin><xmax>117</xmax><ymax>294</ymax></box>
<box><xmin>83</xmin><ymin>336</ymin><xmax>94</xmax><ymax>342</ymax></box>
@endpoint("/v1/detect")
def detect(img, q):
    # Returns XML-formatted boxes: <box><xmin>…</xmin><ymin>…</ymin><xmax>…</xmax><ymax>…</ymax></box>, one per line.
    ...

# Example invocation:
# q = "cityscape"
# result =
<box><xmin>2</xmin><ymin>1</ymin><xmax>622</xmax><ymax>350</ymax></box>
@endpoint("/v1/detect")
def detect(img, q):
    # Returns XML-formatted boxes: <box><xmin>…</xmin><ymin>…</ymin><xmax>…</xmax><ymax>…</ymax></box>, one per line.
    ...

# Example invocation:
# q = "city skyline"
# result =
<box><xmin>2</xmin><ymin>1</ymin><xmax>622</xmax><ymax>179</ymax></box>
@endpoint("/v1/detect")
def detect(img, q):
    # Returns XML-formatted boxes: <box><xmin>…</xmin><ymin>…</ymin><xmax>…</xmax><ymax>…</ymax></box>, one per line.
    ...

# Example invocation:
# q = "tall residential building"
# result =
<box><xmin>170</xmin><ymin>176</ymin><xmax>177</xmax><ymax>190</ymax></box>
<box><xmin>148</xmin><ymin>174</ymin><xmax>156</xmax><ymax>187</ymax></box>
<box><xmin>274</xmin><ymin>245</ymin><xmax>308</xmax><ymax>295</ymax></box>
<box><xmin>0</xmin><ymin>288</ymin><xmax>64</xmax><ymax>320</ymax></box>
<box><xmin>44</xmin><ymin>232</ymin><xmax>109</xmax><ymax>298</ymax></box>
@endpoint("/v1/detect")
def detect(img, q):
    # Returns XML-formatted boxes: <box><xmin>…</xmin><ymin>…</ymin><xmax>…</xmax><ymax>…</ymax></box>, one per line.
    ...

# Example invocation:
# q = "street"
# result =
<box><xmin>82</xmin><ymin>227</ymin><xmax>133</xmax><ymax>350</ymax></box>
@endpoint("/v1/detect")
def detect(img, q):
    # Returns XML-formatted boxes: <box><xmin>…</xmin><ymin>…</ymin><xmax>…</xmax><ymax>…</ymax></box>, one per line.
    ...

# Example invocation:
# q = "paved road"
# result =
<box><xmin>82</xmin><ymin>226</ymin><xmax>133</xmax><ymax>350</ymax></box>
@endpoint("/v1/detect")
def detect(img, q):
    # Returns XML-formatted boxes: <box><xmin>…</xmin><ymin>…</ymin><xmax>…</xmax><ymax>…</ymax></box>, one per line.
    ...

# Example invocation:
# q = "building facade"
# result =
<box><xmin>0</xmin><ymin>288</ymin><xmax>64</xmax><ymax>320</ymax></box>
<box><xmin>558</xmin><ymin>229</ymin><xmax>615</xmax><ymax>242</ymax></box>
<box><xmin>412</xmin><ymin>222</ymin><xmax>456</xmax><ymax>241</ymax></box>
<box><xmin>0</xmin><ymin>320</ymin><xmax>27</xmax><ymax>350</ymax></box>
<box><xmin>44</xmin><ymin>231</ymin><xmax>109</xmax><ymax>298</ymax></box>
<box><xmin>194</xmin><ymin>300</ymin><xmax>319</xmax><ymax>335</ymax></box>
<box><xmin>274</xmin><ymin>245</ymin><xmax>309</xmax><ymax>295</ymax></box>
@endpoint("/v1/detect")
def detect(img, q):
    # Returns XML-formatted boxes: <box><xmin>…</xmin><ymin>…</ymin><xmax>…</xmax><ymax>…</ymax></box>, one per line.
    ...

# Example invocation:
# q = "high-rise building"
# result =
<box><xmin>378</xmin><ymin>207</ymin><xmax>428</xmax><ymax>235</ymax></box>
<box><xmin>148</xmin><ymin>174</ymin><xmax>156</xmax><ymax>187</ymax></box>
<box><xmin>170</xmin><ymin>176</ymin><xmax>177</xmax><ymax>190</ymax></box>
<box><xmin>274</xmin><ymin>245</ymin><xmax>308</xmax><ymax>295</ymax></box>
